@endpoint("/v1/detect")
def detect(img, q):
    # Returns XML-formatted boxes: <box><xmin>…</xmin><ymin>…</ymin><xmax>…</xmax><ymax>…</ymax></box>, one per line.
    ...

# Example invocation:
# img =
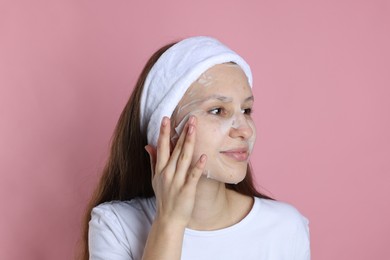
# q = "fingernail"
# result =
<box><xmin>200</xmin><ymin>154</ymin><xmax>206</xmax><ymax>163</ymax></box>
<box><xmin>162</xmin><ymin>117</ymin><xmax>168</xmax><ymax>126</ymax></box>
<box><xmin>188</xmin><ymin>125</ymin><xmax>194</xmax><ymax>135</ymax></box>
<box><xmin>189</xmin><ymin>115</ymin><xmax>195</xmax><ymax>124</ymax></box>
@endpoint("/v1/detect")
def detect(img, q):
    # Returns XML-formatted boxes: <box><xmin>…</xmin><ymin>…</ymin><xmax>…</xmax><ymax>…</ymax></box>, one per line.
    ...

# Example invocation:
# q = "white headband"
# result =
<box><xmin>140</xmin><ymin>36</ymin><xmax>253</xmax><ymax>147</ymax></box>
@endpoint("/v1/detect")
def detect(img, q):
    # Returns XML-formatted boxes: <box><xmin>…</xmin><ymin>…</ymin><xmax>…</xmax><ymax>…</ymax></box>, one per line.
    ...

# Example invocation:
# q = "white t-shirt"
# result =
<box><xmin>89</xmin><ymin>197</ymin><xmax>310</xmax><ymax>260</ymax></box>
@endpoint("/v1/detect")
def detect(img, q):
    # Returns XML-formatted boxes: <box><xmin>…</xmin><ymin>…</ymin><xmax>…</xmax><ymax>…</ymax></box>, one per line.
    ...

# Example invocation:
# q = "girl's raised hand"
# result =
<box><xmin>145</xmin><ymin>116</ymin><xmax>207</xmax><ymax>228</ymax></box>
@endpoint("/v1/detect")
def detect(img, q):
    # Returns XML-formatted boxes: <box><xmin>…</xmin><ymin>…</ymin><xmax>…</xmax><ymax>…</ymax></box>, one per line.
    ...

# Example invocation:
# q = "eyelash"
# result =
<box><xmin>208</xmin><ymin>107</ymin><xmax>253</xmax><ymax>116</ymax></box>
<box><xmin>209</xmin><ymin>108</ymin><xmax>224</xmax><ymax>115</ymax></box>
<box><xmin>242</xmin><ymin>108</ymin><xmax>253</xmax><ymax>115</ymax></box>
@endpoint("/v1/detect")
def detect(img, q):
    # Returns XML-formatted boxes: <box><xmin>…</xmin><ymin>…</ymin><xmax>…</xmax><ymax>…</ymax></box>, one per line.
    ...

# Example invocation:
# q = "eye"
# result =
<box><xmin>242</xmin><ymin>108</ymin><xmax>253</xmax><ymax>115</ymax></box>
<box><xmin>209</xmin><ymin>107</ymin><xmax>223</xmax><ymax>115</ymax></box>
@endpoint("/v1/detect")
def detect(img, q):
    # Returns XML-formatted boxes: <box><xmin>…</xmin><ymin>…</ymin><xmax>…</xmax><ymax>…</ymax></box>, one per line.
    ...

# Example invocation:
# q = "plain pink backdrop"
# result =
<box><xmin>1</xmin><ymin>0</ymin><xmax>389</xmax><ymax>259</ymax></box>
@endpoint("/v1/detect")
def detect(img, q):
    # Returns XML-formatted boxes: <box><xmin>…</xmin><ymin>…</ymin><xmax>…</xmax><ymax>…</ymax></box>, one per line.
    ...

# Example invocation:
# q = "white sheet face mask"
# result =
<box><xmin>196</xmin><ymin>70</ymin><xmax>214</xmax><ymax>87</ymax></box>
<box><xmin>170</xmin><ymin>63</ymin><xmax>256</xmax><ymax>184</ymax></box>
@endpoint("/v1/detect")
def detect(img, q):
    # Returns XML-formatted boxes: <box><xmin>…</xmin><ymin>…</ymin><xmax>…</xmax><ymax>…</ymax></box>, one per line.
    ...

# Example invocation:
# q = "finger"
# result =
<box><xmin>145</xmin><ymin>145</ymin><xmax>157</xmax><ymax>178</ymax></box>
<box><xmin>155</xmin><ymin>117</ymin><xmax>171</xmax><ymax>174</ymax></box>
<box><xmin>173</xmin><ymin>121</ymin><xmax>197</xmax><ymax>185</ymax></box>
<box><xmin>169</xmin><ymin>116</ymin><xmax>195</xmax><ymax>162</ymax></box>
<box><xmin>165</xmin><ymin>116</ymin><xmax>195</xmax><ymax>175</ymax></box>
<box><xmin>184</xmin><ymin>154</ymin><xmax>207</xmax><ymax>191</ymax></box>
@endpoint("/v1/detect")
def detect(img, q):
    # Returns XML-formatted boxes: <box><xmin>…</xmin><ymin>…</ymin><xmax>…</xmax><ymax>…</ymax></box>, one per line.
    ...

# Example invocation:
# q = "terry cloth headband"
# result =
<box><xmin>140</xmin><ymin>36</ymin><xmax>253</xmax><ymax>147</ymax></box>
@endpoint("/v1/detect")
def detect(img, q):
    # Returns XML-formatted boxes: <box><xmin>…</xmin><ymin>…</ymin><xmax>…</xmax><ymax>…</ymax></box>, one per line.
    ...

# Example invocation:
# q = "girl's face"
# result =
<box><xmin>172</xmin><ymin>63</ymin><xmax>256</xmax><ymax>184</ymax></box>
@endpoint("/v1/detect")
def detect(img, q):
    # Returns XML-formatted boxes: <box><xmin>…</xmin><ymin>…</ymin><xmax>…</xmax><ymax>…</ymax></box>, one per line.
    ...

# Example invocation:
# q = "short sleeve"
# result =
<box><xmin>292</xmin><ymin>216</ymin><xmax>311</xmax><ymax>260</ymax></box>
<box><xmin>89</xmin><ymin>205</ymin><xmax>133</xmax><ymax>260</ymax></box>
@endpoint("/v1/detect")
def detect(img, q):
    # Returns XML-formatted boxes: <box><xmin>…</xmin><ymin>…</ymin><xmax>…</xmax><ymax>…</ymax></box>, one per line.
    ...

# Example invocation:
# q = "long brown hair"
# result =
<box><xmin>79</xmin><ymin>41</ymin><xmax>272</xmax><ymax>260</ymax></box>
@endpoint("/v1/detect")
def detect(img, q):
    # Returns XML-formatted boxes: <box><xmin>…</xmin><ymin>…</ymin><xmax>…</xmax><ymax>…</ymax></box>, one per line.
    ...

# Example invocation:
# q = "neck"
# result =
<box><xmin>187</xmin><ymin>176</ymin><xmax>253</xmax><ymax>231</ymax></box>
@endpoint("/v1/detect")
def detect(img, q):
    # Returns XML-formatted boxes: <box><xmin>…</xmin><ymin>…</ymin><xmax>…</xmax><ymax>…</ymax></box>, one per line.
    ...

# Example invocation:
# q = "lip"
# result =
<box><xmin>220</xmin><ymin>148</ymin><xmax>249</xmax><ymax>162</ymax></box>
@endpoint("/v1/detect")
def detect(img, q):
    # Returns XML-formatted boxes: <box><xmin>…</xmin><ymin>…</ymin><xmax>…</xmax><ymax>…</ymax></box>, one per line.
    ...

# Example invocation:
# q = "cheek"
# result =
<box><xmin>248</xmin><ymin>120</ymin><xmax>256</xmax><ymax>136</ymax></box>
<box><xmin>200</xmin><ymin>117</ymin><xmax>229</xmax><ymax>135</ymax></box>
<box><xmin>193</xmin><ymin>120</ymin><xmax>220</xmax><ymax>152</ymax></box>
<box><xmin>194</xmin><ymin>117</ymin><xmax>234</xmax><ymax>151</ymax></box>
<box><xmin>195</xmin><ymin>125</ymin><xmax>212</xmax><ymax>145</ymax></box>
<box><xmin>248</xmin><ymin>120</ymin><xmax>257</xmax><ymax>152</ymax></box>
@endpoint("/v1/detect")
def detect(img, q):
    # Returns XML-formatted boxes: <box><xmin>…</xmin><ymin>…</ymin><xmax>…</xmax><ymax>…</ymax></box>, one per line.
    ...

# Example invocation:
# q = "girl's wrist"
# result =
<box><xmin>153</xmin><ymin>214</ymin><xmax>188</xmax><ymax>233</ymax></box>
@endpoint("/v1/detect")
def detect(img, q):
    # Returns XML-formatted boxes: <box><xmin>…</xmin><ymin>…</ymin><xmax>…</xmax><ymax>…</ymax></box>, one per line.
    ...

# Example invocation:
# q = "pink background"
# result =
<box><xmin>1</xmin><ymin>0</ymin><xmax>389</xmax><ymax>259</ymax></box>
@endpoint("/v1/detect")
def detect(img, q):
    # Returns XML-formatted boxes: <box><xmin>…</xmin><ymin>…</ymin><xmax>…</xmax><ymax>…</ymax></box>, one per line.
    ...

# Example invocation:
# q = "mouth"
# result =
<box><xmin>220</xmin><ymin>148</ymin><xmax>249</xmax><ymax>162</ymax></box>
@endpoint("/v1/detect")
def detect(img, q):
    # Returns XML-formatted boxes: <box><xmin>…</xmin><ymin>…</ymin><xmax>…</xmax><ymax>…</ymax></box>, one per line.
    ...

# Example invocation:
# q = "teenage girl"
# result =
<box><xmin>81</xmin><ymin>36</ymin><xmax>310</xmax><ymax>260</ymax></box>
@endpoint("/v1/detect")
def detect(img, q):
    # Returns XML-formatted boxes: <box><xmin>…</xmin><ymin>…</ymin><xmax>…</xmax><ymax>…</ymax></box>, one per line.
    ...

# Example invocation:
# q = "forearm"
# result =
<box><xmin>142</xmin><ymin>117</ymin><xmax>202</xmax><ymax>260</ymax></box>
<box><xmin>142</xmin><ymin>217</ymin><xmax>186</xmax><ymax>260</ymax></box>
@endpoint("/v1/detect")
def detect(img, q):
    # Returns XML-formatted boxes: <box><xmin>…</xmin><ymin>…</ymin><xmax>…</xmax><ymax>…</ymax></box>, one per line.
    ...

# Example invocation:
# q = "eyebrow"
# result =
<box><xmin>202</xmin><ymin>94</ymin><xmax>254</xmax><ymax>103</ymax></box>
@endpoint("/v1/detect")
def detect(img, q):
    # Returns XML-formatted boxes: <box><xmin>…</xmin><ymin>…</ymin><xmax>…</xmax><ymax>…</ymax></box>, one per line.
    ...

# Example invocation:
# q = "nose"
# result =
<box><xmin>229</xmin><ymin>114</ymin><xmax>254</xmax><ymax>140</ymax></box>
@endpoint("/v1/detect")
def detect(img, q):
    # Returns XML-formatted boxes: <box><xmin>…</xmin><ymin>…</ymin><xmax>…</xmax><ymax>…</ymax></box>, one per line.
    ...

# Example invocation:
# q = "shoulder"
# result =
<box><xmin>91</xmin><ymin>197</ymin><xmax>156</xmax><ymax>224</ymax></box>
<box><xmin>92</xmin><ymin>196</ymin><xmax>156</xmax><ymax>215</ymax></box>
<box><xmin>256</xmin><ymin>198</ymin><xmax>308</xmax><ymax>220</ymax></box>
<box><xmin>252</xmin><ymin>198</ymin><xmax>311</xmax><ymax>259</ymax></box>
<box><xmin>89</xmin><ymin>197</ymin><xmax>156</xmax><ymax>259</ymax></box>
<box><xmin>90</xmin><ymin>196</ymin><xmax>156</xmax><ymax>240</ymax></box>
<box><xmin>254</xmin><ymin>197</ymin><xmax>309</xmax><ymax>231</ymax></box>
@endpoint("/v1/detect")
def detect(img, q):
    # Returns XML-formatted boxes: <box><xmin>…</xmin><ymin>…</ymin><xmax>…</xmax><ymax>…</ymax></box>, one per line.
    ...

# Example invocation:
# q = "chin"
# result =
<box><xmin>223</xmin><ymin>173</ymin><xmax>246</xmax><ymax>185</ymax></box>
<box><xmin>204</xmin><ymin>167</ymin><xmax>247</xmax><ymax>184</ymax></box>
